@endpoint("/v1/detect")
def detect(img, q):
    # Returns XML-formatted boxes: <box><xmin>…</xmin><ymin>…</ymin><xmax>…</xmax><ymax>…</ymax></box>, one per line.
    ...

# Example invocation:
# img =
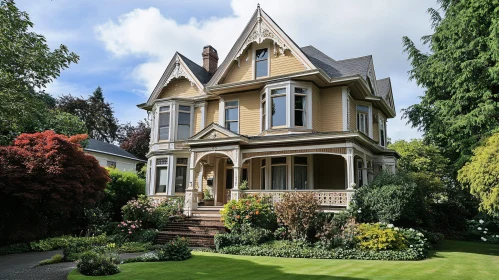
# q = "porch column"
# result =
<box><xmin>362</xmin><ymin>153</ymin><xmax>368</xmax><ymax>187</ymax></box>
<box><xmin>230</xmin><ymin>166</ymin><xmax>242</xmax><ymax>201</ymax></box>
<box><xmin>345</xmin><ymin>148</ymin><xmax>355</xmax><ymax>189</ymax></box>
<box><xmin>184</xmin><ymin>152</ymin><xmax>198</xmax><ymax>216</ymax></box>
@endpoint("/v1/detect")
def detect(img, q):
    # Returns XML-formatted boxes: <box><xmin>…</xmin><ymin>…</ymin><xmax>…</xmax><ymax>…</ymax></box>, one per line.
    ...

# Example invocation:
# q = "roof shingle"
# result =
<box><xmin>85</xmin><ymin>139</ymin><xmax>143</xmax><ymax>161</ymax></box>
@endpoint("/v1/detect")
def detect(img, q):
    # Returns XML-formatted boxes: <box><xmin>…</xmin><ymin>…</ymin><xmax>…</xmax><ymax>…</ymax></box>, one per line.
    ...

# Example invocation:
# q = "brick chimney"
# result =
<box><xmin>202</xmin><ymin>45</ymin><xmax>218</xmax><ymax>74</ymax></box>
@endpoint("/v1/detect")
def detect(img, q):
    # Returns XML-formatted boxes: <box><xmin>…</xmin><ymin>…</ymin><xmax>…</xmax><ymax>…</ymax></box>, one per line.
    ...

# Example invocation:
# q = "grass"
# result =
<box><xmin>68</xmin><ymin>240</ymin><xmax>499</xmax><ymax>280</ymax></box>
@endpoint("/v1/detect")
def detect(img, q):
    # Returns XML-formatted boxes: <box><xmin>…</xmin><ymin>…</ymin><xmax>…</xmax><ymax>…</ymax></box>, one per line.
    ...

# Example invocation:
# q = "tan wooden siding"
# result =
<box><xmin>312</xmin><ymin>88</ymin><xmax>321</xmax><ymax>131</ymax></box>
<box><xmin>313</xmin><ymin>154</ymin><xmax>345</xmax><ymax>190</ymax></box>
<box><xmin>158</xmin><ymin>78</ymin><xmax>199</xmax><ymax>99</ymax></box>
<box><xmin>193</xmin><ymin>106</ymin><xmax>202</xmax><ymax>134</ymax></box>
<box><xmin>206</xmin><ymin>100</ymin><xmax>219</xmax><ymax>125</ymax></box>
<box><xmin>270</xmin><ymin>47</ymin><xmax>306</xmax><ymax>77</ymax></box>
<box><xmin>349</xmin><ymin>98</ymin><xmax>357</xmax><ymax>131</ymax></box>
<box><xmin>223</xmin><ymin>57</ymin><xmax>253</xmax><ymax>84</ymax></box>
<box><xmin>251</xmin><ymin>158</ymin><xmax>261</xmax><ymax>190</ymax></box>
<box><xmin>319</xmin><ymin>87</ymin><xmax>343</xmax><ymax>132</ymax></box>
<box><xmin>372</xmin><ymin>107</ymin><xmax>379</xmax><ymax>142</ymax></box>
<box><xmin>225</xmin><ymin>90</ymin><xmax>260</xmax><ymax>136</ymax></box>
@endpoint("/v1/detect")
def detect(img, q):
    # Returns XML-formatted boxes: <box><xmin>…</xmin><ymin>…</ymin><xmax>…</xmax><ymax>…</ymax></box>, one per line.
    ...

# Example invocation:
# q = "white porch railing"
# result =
<box><xmin>238</xmin><ymin>189</ymin><xmax>354</xmax><ymax>207</ymax></box>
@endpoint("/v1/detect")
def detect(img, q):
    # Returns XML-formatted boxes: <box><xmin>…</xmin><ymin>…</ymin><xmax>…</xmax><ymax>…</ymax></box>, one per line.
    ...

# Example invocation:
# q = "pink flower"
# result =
<box><xmin>131</xmin><ymin>225</ymin><xmax>136</xmax><ymax>229</ymax></box>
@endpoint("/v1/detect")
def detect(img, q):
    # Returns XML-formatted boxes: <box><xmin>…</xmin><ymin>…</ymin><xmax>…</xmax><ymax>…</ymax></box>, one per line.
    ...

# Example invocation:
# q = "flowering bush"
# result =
<box><xmin>117</xmin><ymin>220</ymin><xmax>142</xmax><ymax>236</ymax></box>
<box><xmin>355</xmin><ymin>223</ymin><xmax>407</xmax><ymax>251</ymax></box>
<box><xmin>316</xmin><ymin>217</ymin><xmax>358</xmax><ymax>250</ymax></box>
<box><xmin>274</xmin><ymin>192</ymin><xmax>319</xmax><ymax>241</ymax></box>
<box><xmin>76</xmin><ymin>250</ymin><xmax>120</xmax><ymax>276</ymax></box>
<box><xmin>156</xmin><ymin>237</ymin><xmax>192</xmax><ymax>261</ymax></box>
<box><xmin>221</xmin><ymin>196</ymin><xmax>277</xmax><ymax>232</ymax></box>
<box><xmin>121</xmin><ymin>195</ymin><xmax>183</xmax><ymax>229</ymax></box>
<box><xmin>467</xmin><ymin>218</ymin><xmax>499</xmax><ymax>244</ymax></box>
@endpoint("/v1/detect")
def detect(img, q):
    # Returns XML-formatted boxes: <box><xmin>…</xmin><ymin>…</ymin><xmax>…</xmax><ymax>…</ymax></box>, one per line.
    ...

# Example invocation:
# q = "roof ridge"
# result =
<box><xmin>336</xmin><ymin>54</ymin><xmax>372</xmax><ymax>62</ymax></box>
<box><xmin>301</xmin><ymin>45</ymin><xmax>336</xmax><ymax>62</ymax></box>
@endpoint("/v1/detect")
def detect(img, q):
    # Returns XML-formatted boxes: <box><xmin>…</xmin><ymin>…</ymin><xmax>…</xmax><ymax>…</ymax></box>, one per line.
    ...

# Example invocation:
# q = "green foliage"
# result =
<box><xmin>38</xmin><ymin>254</ymin><xmax>63</xmax><ymax>266</ymax></box>
<box><xmin>0</xmin><ymin>243</ymin><xmax>31</xmax><ymax>255</ymax></box>
<box><xmin>122</xmin><ymin>252</ymin><xmax>160</xmax><ymax>263</ymax></box>
<box><xmin>458</xmin><ymin>133</ymin><xmax>499</xmax><ymax>216</ymax></box>
<box><xmin>61</xmin><ymin>235</ymin><xmax>108</xmax><ymax>261</ymax></box>
<box><xmin>315</xmin><ymin>216</ymin><xmax>357</xmax><ymax>250</ymax></box>
<box><xmin>84</xmin><ymin>207</ymin><xmax>111</xmax><ymax>235</ymax></box>
<box><xmin>466</xmin><ymin>215</ymin><xmax>499</xmax><ymax>244</ymax></box>
<box><xmin>121</xmin><ymin>195</ymin><xmax>182</xmax><ymax>229</ymax></box>
<box><xmin>221</xmin><ymin>196</ymin><xmax>277</xmax><ymax>232</ymax></box>
<box><xmin>118</xmin><ymin>242</ymin><xmax>152</xmax><ymax>253</ymax></box>
<box><xmin>355</xmin><ymin>223</ymin><xmax>407</xmax><ymax>251</ymax></box>
<box><xmin>402</xmin><ymin>0</ymin><xmax>499</xmax><ymax>171</ymax></box>
<box><xmin>31</xmin><ymin>236</ymin><xmax>72</xmax><ymax>251</ymax></box>
<box><xmin>353</xmin><ymin>172</ymin><xmax>426</xmax><ymax>226</ymax></box>
<box><xmin>203</xmin><ymin>188</ymin><xmax>213</xmax><ymax>200</ymax></box>
<box><xmin>129</xmin><ymin>229</ymin><xmax>159</xmax><ymax>243</ymax></box>
<box><xmin>76</xmin><ymin>250</ymin><xmax>120</xmax><ymax>276</ymax></box>
<box><xmin>103</xmin><ymin>168</ymin><xmax>145</xmax><ymax>221</ymax></box>
<box><xmin>274</xmin><ymin>192</ymin><xmax>320</xmax><ymax>241</ymax></box>
<box><xmin>214</xmin><ymin>225</ymin><xmax>273</xmax><ymax>251</ymax></box>
<box><xmin>155</xmin><ymin>237</ymin><xmax>192</xmax><ymax>261</ymax></box>
<box><xmin>239</xmin><ymin>180</ymin><xmax>249</xmax><ymax>190</ymax></box>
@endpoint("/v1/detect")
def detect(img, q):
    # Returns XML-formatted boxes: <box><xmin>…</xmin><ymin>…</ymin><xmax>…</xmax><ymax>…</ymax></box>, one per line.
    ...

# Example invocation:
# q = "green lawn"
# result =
<box><xmin>68</xmin><ymin>240</ymin><xmax>499</xmax><ymax>280</ymax></box>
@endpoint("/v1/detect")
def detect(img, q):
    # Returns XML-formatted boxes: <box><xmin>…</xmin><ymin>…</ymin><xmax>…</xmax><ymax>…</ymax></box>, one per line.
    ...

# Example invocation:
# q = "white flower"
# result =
<box><xmin>410</xmin><ymin>245</ymin><xmax>413</xmax><ymax>248</ymax></box>
<box><xmin>479</xmin><ymin>219</ymin><xmax>484</xmax><ymax>224</ymax></box>
<box><xmin>417</xmin><ymin>232</ymin><xmax>424</xmax><ymax>237</ymax></box>
<box><xmin>394</xmin><ymin>227</ymin><xmax>399</xmax><ymax>231</ymax></box>
<box><xmin>478</xmin><ymin>227</ymin><xmax>482</xmax><ymax>231</ymax></box>
<box><xmin>357</xmin><ymin>209</ymin><xmax>362</xmax><ymax>213</ymax></box>
<box><xmin>387</xmin><ymin>224</ymin><xmax>394</xmax><ymax>228</ymax></box>
<box><xmin>484</xmin><ymin>231</ymin><xmax>487</xmax><ymax>234</ymax></box>
<box><xmin>351</xmin><ymin>183</ymin><xmax>357</xmax><ymax>188</ymax></box>
<box><xmin>496</xmin><ymin>235</ymin><xmax>499</xmax><ymax>238</ymax></box>
<box><xmin>481</xmin><ymin>237</ymin><xmax>487</xmax><ymax>242</ymax></box>
<box><xmin>485</xmin><ymin>228</ymin><xmax>488</xmax><ymax>231</ymax></box>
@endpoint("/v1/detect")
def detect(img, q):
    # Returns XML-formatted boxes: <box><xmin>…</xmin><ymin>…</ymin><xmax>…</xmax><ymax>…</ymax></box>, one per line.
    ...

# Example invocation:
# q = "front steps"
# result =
<box><xmin>156</xmin><ymin>207</ymin><xmax>226</xmax><ymax>248</ymax></box>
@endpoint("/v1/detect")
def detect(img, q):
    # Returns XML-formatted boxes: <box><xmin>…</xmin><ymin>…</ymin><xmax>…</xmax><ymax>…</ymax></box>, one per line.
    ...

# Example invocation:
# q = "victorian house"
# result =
<box><xmin>138</xmin><ymin>5</ymin><xmax>398</xmax><ymax>215</ymax></box>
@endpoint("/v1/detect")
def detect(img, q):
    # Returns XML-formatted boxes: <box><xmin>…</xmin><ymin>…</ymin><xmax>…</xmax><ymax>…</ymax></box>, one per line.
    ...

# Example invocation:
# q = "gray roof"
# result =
<box><xmin>178</xmin><ymin>53</ymin><xmax>212</xmax><ymax>84</ymax></box>
<box><xmin>301</xmin><ymin>45</ymin><xmax>372</xmax><ymax>80</ymax></box>
<box><xmin>85</xmin><ymin>139</ymin><xmax>143</xmax><ymax>161</ymax></box>
<box><xmin>376</xmin><ymin>78</ymin><xmax>391</xmax><ymax>99</ymax></box>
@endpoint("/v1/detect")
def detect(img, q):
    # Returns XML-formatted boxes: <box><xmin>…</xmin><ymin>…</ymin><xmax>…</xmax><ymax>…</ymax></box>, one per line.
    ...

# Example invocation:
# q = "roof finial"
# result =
<box><xmin>257</xmin><ymin>3</ymin><xmax>261</xmax><ymax>20</ymax></box>
<box><xmin>257</xmin><ymin>3</ymin><xmax>260</xmax><ymax>9</ymax></box>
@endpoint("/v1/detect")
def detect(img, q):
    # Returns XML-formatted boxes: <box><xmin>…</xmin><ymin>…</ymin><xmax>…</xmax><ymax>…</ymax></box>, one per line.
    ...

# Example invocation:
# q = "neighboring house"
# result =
<box><xmin>84</xmin><ymin>139</ymin><xmax>146</xmax><ymax>173</ymax></box>
<box><xmin>138</xmin><ymin>5</ymin><xmax>399</xmax><ymax>215</ymax></box>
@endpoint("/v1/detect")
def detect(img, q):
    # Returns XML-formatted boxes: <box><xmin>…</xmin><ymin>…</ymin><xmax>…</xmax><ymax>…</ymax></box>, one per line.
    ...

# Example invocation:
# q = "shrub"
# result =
<box><xmin>221</xmin><ymin>196</ymin><xmax>277</xmax><ymax>232</ymax></box>
<box><xmin>130</xmin><ymin>229</ymin><xmax>159</xmax><ymax>243</ymax></box>
<box><xmin>466</xmin><ymin>217</ymin><xmax>499</xmax><ymax>244</ymax></box>
<box><xmin>353</xmin><ymin>172</ymin><xmax>426</xmax><ymax>227</ymax></box>
<box><xmin>315</xmin><ymin>217</ymin><xmax>358</xmax><ymax>250</ymax></box>
<box><xmin>38</xmin><ymin>254</ymin><xmax>63</xmax><ymax>266</ymax></box>
<box><xmin>76</xmin><ymin>251</ymin><xmax>120</xmax><ymax>276</ymax></box>
<box><xmin>31</xmin><ymin>236</ymin><xmax>72</xmax><ymax>251</ymax></box>
<box><xmin>274</xmin><ymin>192</ymin><xmax>319</xmax><ymax>241</ymax></box>
<box><xmin>118</xmin><ymin>242</ymin><xmax>152</xmax><ymax>253</ymax></box>
<box><xmin>122</xmin><ymin>195</ymin><xmax>183</xmax><ymax>229</ymax></box>
<box><xmin>84</xmin><ymin>207</ymin><xmax>111</xmax><ymax>235</ymax></box>
<box><xmin>62</xmin><ymin>235</ymin><xmax>108</xmax><ymax>261</ymax></box>
<box><xmin>122</xmin><ymin>252</ymin><xmax>160</xmax><ymax>263</ymax></box>
<box><xmin>104</xmin><ymin>168</ymin><xmax>145</xmax><ymax>221</ymax></box>
<box><xmin>156</xmin><ymin>237</ymin><xmax>191</xmax><ymax>261</ymax></box>
<box><xmin>355</xmin><ymin>223</ymin><xmax>407</xmax><ymax>251</ymax></box>
<box><xmin>214</xmin><ymin>226</ymin><xmax>273</xmax><ymax>251</ymax></box>
<box><xmin>274</xmin><ymin>226</ymin><xmax>290</xmax><ymax>241</ymax></box>
<box><xmin>0</xmin><ymin>243</ymin><xmax>31</xmax><ymax>255</ymax></box>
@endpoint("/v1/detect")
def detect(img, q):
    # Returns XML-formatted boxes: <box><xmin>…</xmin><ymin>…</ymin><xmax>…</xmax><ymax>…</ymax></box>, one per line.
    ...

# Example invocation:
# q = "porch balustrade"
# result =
<box><xmin>231</xmin><ymin>189</ymin><xmax>354</xmax><ymax>207</ymax></box>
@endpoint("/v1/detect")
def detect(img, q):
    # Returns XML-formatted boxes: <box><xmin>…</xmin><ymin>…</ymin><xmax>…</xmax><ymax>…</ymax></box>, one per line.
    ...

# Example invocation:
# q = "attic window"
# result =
<box><xmin>255</xmin><ymin>48</ymin><xmax>269</xmax><ymax>78</ymax></box>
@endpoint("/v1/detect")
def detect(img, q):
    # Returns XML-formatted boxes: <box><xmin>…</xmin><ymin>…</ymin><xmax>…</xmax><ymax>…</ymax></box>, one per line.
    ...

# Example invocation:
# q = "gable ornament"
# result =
<box><xmin>164</xmin><ymin>56</ymin><xmax>197</xmax><ymax>88</ymax></box>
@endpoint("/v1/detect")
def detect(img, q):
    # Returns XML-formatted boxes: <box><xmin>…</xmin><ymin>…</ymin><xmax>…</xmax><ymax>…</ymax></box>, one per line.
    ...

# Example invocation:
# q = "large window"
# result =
<box><xmin>294</xmin><ymin>87</ymin><xmax>307</xmax><ymax>127</ymax></box>
<box><xmin>156</xmin><ymin>158</ymin><xmax>169</xmax><ymax>193</ymax></box>
<box><xmin>158</xmin><ymin>106</ymin><xmax>170</xmax><ymax>141</ymax></box>
<box><xmin>261</xmin><ymin>93</ymin><xmax>267</xmax><ymax>130</ymax></box>
<box><xmin>293</xmin><ymin>156</ymin><xmax>307</xmax><ymax>189</ymax></box>
<box><xmin>255</xmin><ymin>48</ymin><xmax>269</xmax><ymax>78</ymax></box>
<box><xmin>177</xmin><ymin>105</ymin><xmax>191</xmax><ymax>140</ymax></box>
<box><xmin>357</xmin><ymin>105</ymin><xmax>369</xmax><ymax>134</ymax></box>
<box><xmin>271</xmin><ymin>157</ymin><xmax>287</xmax><ymax>190</ymax></box>
<box><xmin>225</xmin><ymin>101</ymin><xmax>239</xmax><ymax>133</ymax></box>
<box><xmin>261</xmin><ymin>159</ymin><xmax>266</xmax><ymax>190</ymax></box>
<box><xmin>271</xmin><ymin>88</ymin><xmax>286</xmax><ymax>127</ymax></box>
<box><xmin>175</xmin><ymin>158</ymin><xmax>187</xmax><ymax>192</ymax></box>
<box><xmin>379</xmin><ymin>118</ymin><xmax>387</xmax><ymax>147</ymax></box>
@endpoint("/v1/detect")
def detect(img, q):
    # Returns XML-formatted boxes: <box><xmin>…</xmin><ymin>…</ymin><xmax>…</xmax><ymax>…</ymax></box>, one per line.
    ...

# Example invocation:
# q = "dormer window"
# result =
<box><xmin>255</xmin><ymin>48</ymin><xmax>269</xmax><ymax>78</ymax></box>
<box><xmin>271</xmin><ymin>88</ymin><xmax>286</xmax><ymax>127</ymax></box>
<box><xmin>357</xmin><ymin>105</ymin><xmax>369</xmax><ymax>135</ymax></box>
<box><xmin>158</xmin><ymin>106</ymin><xmax>170</xmax><ymax>141</ymax></box>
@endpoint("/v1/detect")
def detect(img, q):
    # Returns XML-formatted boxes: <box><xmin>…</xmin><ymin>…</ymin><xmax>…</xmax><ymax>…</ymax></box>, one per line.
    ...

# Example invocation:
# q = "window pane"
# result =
<box><xmin>294</xmin><ymin>166</ymin><xmax>307</xmax><ymax>190</ymax></box>
<box><xmin>175</xmin><ymin>166</ymin><xmax>187</xmax><ymax>192</ymax></box>
<box><xmin>261</xmin><ymin>159</ymin><xmax>266</xmax><ymax>166</ymax></box>
<box><xmin>226</xmin><ymin>101</ymin><xmax>238</xmax><ymax>107</ymax></box>
<box><xmin>357</xmin><ymin>105</ymin><xmax>369</xmax><ymax>113</ymax></box>
<box><xmin>261</xmin><ymin>167</ymin><xmax>266</xmax><ymax>189</ymax></box>
<box><xmin>271</xmin><ymin>157</ymin><xmax>287</xmax><ymax>165</ymax></box>
<box><xmin>256</xmin><ymin>60</ymin><xmax>268</xmax><ymax>77</ymax></box>
<box><xmin>159</xmin><ymin>106</ymin><xmax>170</xmax><ymax>112</ymax></box>
<box><xmin>156</xmin><ymin>167</ymin><xmax>168</xmax><ymax>193</ymax></box>
<box><xmin>295</xmin><ymin>110</ymin><xmax>304</xmax><ymax>126</ymax></box>
<box><xmin>271</xmin><ymin>88</ymin><xmax>286</xmax><ymax>95</ymax></box>
<box><xmin>177</xmin><ymin>125</ymin><xmax>190</xmax><ymax>140</ymax></box>
<box><xmin>178</xmin><ymin>112</ymin><xmax>190</xmax><ymax>125</ymax></box>
<box><xmin>176</xmin><ymin>158</ymin><xmax>188</xmax><ymax>165</ymax></box>
<box><xmin>242</xmin><ymin>168</ymin><xmax>248</xmax><ymax>182</ymax></box>
<box><xmin>295</xmin><ymin>87</ymin><xmax>307</xmax><ymax>94</ymax></box>
<box><xmin>179</xmin><ymin>105</ymin><xmax>190</xmax><ymax>111</ymax></box>
<box><xmin>226</xmin><ymin>121</ymin><xmax>238</xmax><ymax>133</ymax></box>
<box><xmin>159</xmin><ymin>127</ymin><xmax>169</xmax><ymax>140</ymax></box>
<box><xmin>271</xmin><ymin>96</ymin><xmax>286</xmax><ymax>127</ymax></box>
<box><xmin>256</xmin><ymin>48</ymin><xmax>268</xmax><ymax>59</ymax></box>
<box><xmin>225</xmin><ymin>108</ymin><xmax>238</xmax><ymax>121</ymax></box>
<box><xmin>295</xmin><ymin>95</ymin><xmax>305</xmax><ymax>110</ymax></box>
<box><xmin>159</xmin><ymin>112</ymin><xmax>170</xmax><ymax>126</ymax></box>
<box><xmin>225</xmin><ymin>169</ymin><xmax>233</xmax><ymax>190</ymax></box>
<box><xmin>294</xmin><ymin>156</ymin><xmax>307</xmax><ymax>165</ymax></box>
<box><xmin>272</xmin><ymin>166</ymin><xmax>287</xmax><ymax>190</ymax></box>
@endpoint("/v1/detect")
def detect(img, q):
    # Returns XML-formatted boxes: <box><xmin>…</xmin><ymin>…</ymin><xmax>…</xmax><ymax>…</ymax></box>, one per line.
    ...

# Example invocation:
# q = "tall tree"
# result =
<box><xmin>0</xmin><ymin>0</ymin><xmax>81</xmax><ymax>145</ymax></box>
<box><xmin>402</xmin><ymin>0</ymin><xmax>499</xmax><ymax>170</ymax></box>
<box><xmin>119</xmin><ymin>119</ymin><xmax>150</xmax><ymax>160</ymax></box>
<box><xmin>58</xmin><ymin>86</ymin><xmax>119</xmax><ymax>143</ymax></box>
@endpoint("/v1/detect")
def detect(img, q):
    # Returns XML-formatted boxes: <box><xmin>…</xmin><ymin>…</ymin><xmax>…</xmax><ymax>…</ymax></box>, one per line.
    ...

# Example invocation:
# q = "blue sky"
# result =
<box><xmin>16</xmin><ymin>0</ymin><xmax>437</xmax><ymax>140</ymax></box>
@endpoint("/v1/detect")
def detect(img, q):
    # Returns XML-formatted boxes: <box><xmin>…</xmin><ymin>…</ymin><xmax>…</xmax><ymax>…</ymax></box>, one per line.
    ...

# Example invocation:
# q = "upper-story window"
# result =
<box><xmin>225</xmin><ymin>101</ymin><xmax>239</xmax><ymax>133</ymax></box>
<box><xmin>261</xmin><ymin>93</ymin><xmax>267</xmax><ymax>130</ymax></box>
<box><xmin>271</xmin><ymin>88</ymin><xmax>286</xmax><ymax>127</ymax></box>
<box><xmin>294</xmin><ymin>87</ymin><xmax>307</xmax><ymax>127</ymax></box>
<box><xmin>158</xmin><ymin>106</ymin><xmax>170</xmax><ymax>141</ymax></box>
<box><xmin>177</xmin><ymin>105</ymin><xmax>191</xmax><ymax>140</ymax></box>
<box><xmin>379</xmin><ymin>117</ymin><xmax>387</xmax><ymax>147</ymax></box>
<box><xmin>357</xmin><ymin>105</ymin><xmax>369</xmax><ymax>135</ymax></box>
<box><xmin>255</xmin><ymin>48</ymin><xmax>269</xmax><ymax>78</ymax></box>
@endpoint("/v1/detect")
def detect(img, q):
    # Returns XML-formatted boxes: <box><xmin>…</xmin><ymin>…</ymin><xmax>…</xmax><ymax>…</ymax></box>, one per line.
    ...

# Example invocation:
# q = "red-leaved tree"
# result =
<box><xmin>0</xmin><ymin>131</ymin><xmax>109</xmax><ymax>243</ymax></box>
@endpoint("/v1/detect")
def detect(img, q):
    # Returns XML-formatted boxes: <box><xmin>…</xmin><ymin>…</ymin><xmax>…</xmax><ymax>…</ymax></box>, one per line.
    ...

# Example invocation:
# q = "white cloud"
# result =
<box><xmin>95</xmin><ymin>0</ymin><xmax>436</xmax><ymax>140</ymax></box>
<box><xmin>44</xmin><ymin>80</ymin><xmax>91</xmax><ymax>98</ymax></box>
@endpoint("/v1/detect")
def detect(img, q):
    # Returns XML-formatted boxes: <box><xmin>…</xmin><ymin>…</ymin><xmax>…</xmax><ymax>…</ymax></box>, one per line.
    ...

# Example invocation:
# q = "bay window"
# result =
<box><xmin>225</xmin><ymin>101</ymin><xmax>239</xmax><ymax>133</ymax></box>
<box><xmin>158</xmin><ymin>106</ymin><xmax>170</xmax><ymax>141</ymax></box>
<box><xmin>271</xmin><ymin>88</ymin><xmax>286</xmax><ymax>127</ymax></box>
<box><xmin>271</xmin><ymin>157</ymin><xmax>287</xmax><ymax>190</ymax></box>
<box><xmin>294</xmin><ymin>87</ymin><xmax>307</xmax><ymax>127</ymax></box>
<box><xmin>261</xmin><ymin>93</ymin><xmax>267</xmax><ymax>130</ymax></box>
<box><xmin>175</xmin><ymin>158</ymin><xmax>188</xmax><ymax>192</ymax></box>
<box><xmin>155</xmin><ymin>158</ymin><xmax>169</xmax><ymax>193</ymax></box>
<box><xmin>357</xmin><ymin>105</ymin><xmax>369</xmax><ymax>134</ymax></box>
<box><xmin>177</xmin><ymin>105</ymin><xmax>191</xmax><ymax>140</ymax></box>
<box><xmin>293</xmin><ymin>156</ymin><xmax>307</xmax><ymax>189</ymax></box>
<box><xmin>255</xmin><ymin>48</ymin><xmax>269</xmax><ymax>78</ymax></box>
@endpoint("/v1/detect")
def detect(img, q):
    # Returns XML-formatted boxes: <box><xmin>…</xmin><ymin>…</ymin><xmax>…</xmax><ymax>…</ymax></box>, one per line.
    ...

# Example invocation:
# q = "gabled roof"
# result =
<box><xmin>376</xmin><ymin>77</ymin><xmax>395</xmax><ymax>109</ymax></box>
<box><xmin>84</xmin><ymin>139</ymin><xmax>145</xmax><ymax>162</ymax></box>
<box><xmin>208</xmin><ymin>5</ymin><xmax>316</xmax><ymax>86</ymax></box>
<box><xmin>301</xmin><ymin>45</ymin><xmax>372</xmax><ymax>80</ymax></box>
<box><xmin>145</xmin><ymin>52</ymin><xmax>211</xmax><ymax>105</ymax></box>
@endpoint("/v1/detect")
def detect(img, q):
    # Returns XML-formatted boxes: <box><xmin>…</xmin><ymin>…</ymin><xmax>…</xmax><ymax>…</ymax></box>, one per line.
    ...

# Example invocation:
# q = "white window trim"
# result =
<box><xmin>356</xmin><ymin>101</ymin><xmax>373</xmax><ymax>138</ymax></box>
<box><xmin>155</xmin><ymin>102</ymin><xmax>172</xmax><ymax>142</ymax></box>
<box><xmin>174</xmin><ymin>103</ymin><xmax>194</xmax><ymax>141</ymax></box>
<box><xmin>221</xmin><ymin>98</ymin><xmax>240</xmax><ymax>134</ymax></box>
<box><xmin>252</xmin><ymin>42</ymin><xmax>271</xmax><ymax>79</ymax></box>
<box><xmin>154</xmin><ymin>156</ymin><xmax>171</xmax><ymax>195</ymax></box>
<box><xmin>173</xmin><ymin>156</ymin><xmax>189</xmax><ymax>193</ymax></box>
<box><xmin>379</xmin><ymin>115</ymin><xmax>387</xmax><ymax>147</ymax></box>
